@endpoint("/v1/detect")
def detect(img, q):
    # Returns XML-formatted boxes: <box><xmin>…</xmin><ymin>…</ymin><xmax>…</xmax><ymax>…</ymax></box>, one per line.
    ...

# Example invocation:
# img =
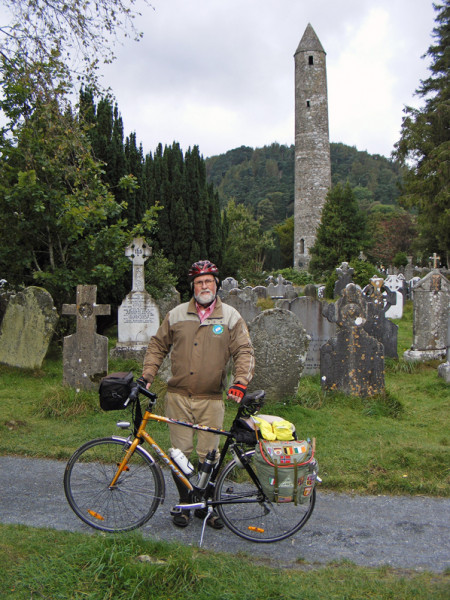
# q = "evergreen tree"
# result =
<box><xmin>394</xmin><ymin>1</ymin><xmax>450</xmax><ymax>266</ymax></box>
<box><xmin>309</xmin><ymin>184</ymin><xmax>369</xmax><ymax>277</ymax></box>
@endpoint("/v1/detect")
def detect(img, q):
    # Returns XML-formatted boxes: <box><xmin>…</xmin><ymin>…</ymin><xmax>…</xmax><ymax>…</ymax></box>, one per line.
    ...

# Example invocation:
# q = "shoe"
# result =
<box><xmin>172</xmin><ymin>508</ymin><xmax>190</xmax><ymax>528</ymax></box>
<box><xmin>194</xmin><ymin>508</ymin><xmax>224</xmax><ymax>529</ymax></box>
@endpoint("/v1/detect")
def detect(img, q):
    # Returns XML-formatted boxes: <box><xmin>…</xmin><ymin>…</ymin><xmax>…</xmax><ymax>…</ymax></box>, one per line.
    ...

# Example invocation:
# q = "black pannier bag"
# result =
<box><xmin>99</xmin><ymin>371</ymin><xmax>134</xmax><ymax>411</ymax></box>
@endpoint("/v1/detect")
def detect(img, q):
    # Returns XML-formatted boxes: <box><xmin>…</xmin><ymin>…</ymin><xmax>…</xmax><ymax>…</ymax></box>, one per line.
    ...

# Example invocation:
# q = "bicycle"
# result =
<box><xmin>64</xmin><ymin>380</ymin><xmax>318</xmax><ymax>544</ymax></box>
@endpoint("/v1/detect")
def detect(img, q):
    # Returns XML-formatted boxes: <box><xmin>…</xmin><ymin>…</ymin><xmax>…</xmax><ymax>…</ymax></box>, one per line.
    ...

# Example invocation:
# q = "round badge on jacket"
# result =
<box><xmin>212</xmin><ymin>324</ymin><xmax>224</xmax><ymax>335</ymax></box>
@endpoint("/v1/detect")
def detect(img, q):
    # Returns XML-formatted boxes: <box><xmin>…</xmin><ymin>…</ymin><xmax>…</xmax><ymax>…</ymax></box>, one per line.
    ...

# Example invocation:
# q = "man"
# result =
<box><xmin>142</xmin><ymin>260</ymin><xmax>255</xmax><ymax>528</ymax></box>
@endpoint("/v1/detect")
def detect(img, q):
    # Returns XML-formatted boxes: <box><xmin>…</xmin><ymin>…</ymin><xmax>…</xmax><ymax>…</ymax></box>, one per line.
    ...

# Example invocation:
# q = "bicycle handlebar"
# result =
<box><xmin>128</xmin><ymin>377</ymin><xmax>264</xmax><ymax>416</ymax></box>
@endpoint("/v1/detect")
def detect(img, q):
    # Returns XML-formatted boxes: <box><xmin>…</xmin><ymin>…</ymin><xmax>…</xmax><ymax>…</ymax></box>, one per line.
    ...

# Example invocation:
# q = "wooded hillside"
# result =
<box><xmin>205</xmin><ymin>142</ymin><xmax>403</xmax><ymax>228</ymax></box>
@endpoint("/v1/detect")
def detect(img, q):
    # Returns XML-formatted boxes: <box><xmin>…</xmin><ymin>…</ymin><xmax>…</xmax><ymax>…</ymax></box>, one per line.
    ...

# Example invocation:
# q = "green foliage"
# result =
<box><xmin>0</xmin><ymin>53</ymin><xmax>155</xmax><ymax>310</ymax></box>
<box><xmin>393</xmin><ymin>251</ymin><xmax>409</xmax><ymax>268</ymax></box>
<box><xmin>0</xmin><ymin>0</ymin><xmax>150</xmax><ymax>91</ymax></box>
<box><xmin>273</xmin><ymin>216</ymin><xmax>294</xmax><ymax>268</ymax></box>
<box><xmin>309</xmin><ymin>184</ymin><xmax>370</xmax><ymax>279</ymax></box>
<box><xmin>393</xmin><ymin>2</ymin><xmax>450</xmax><ymax>266</ymax></box>
<box><xmin>222</xmin><ymin>199</ymin><xmax>274</xmax><ymax>280</ymax></box>
<box><xmin>366</xmin><ymin>209</ymin><xmax>417</xmax><ymax>267</ymax></box>
<box><xmin>323</xmin><ymin>258</ymin><xmax>381</xmax><ymax>299</ymax></box>
<box><xmin>272</xmin><ymin>267</ymin><xmax>314</xmax><ymax>286</ymax></box>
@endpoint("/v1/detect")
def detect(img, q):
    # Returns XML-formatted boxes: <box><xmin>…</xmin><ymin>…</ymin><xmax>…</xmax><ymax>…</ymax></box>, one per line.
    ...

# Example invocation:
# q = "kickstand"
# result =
<box><xmin>199</xmin><ymin>508</ymin><xmax>213</xmax><ymax>547</ymax></box>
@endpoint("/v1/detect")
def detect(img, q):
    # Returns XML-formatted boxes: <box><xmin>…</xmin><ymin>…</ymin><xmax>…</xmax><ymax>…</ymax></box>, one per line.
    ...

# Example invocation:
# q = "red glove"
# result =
<box><xmin>228</xmin><ymin>383</ymin><xmax>247</xmax><ymax>400</ymax></box>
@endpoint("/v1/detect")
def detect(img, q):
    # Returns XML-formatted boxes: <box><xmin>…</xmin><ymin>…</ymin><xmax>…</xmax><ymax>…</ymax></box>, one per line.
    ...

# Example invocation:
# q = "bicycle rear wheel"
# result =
<box><xmin>215</xmin><ymin>450</ymin><xmax>315</xmax><ymax>543</ymax></box>
<box><xmin>64</xmin><ymin>437</ymin><xmax>163</xmax><ymax>533</ymax></box>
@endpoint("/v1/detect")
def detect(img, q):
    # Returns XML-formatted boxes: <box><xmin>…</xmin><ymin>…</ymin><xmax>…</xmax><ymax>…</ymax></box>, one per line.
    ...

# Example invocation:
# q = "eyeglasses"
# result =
<box><xmin>193</xmin><ymin>278</ymin><xmax>216</xmax><ymax>287</ymax></box>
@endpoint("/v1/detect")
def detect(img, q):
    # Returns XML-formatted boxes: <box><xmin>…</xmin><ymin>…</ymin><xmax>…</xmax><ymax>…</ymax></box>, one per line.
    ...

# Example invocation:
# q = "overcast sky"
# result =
<box><xmin>100</xmin><ymin>0</ymin><xmax>436</xmax><ymax>160</ymax></box>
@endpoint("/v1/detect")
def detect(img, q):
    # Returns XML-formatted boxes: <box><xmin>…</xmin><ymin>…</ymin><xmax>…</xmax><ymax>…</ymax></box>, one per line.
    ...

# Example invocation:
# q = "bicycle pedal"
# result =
<box><xmin>170</xmin><ymin>506</ymin><xmax>185</xmax><ymax>517</ymax></box>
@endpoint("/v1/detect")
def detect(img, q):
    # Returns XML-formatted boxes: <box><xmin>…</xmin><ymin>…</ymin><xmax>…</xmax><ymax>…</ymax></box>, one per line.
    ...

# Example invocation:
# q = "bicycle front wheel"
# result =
<box><xmin>64</xmin><ymin>437</ymin><xmax>164</xmax><ymax>533</ymax></box>
<box><xmin>215</xmin><ymin>450</ymin><xmax>316</xmax><ymax>543</ymax></box>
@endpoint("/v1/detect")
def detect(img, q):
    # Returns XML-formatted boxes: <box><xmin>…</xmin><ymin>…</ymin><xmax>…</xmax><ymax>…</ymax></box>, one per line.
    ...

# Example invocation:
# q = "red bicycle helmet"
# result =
<box><xmin>188</xmin><ymin>260</ymin><xmax>220</xmax><ymax>286</ymax></box>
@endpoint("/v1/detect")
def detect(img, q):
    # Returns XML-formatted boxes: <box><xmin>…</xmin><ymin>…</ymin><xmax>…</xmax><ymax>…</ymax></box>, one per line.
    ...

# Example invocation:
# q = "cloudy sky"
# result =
<box><xmin>101</xmin><ymin>0</ymin><xmax>436</xmax><ymax>160</ymax></box>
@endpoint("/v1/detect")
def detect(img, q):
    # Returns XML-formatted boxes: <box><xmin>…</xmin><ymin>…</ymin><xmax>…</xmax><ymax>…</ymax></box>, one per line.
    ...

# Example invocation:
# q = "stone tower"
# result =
<box><xmin>294</xmin><ymin>23</ymin><xmax>331</xmax><ymax>270</ymax></box>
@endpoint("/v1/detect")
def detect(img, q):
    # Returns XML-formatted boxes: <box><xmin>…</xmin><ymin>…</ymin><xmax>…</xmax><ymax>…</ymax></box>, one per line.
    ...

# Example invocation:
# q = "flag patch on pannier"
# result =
<box><xmin>254</xmin><ymin>438</ymin><xmax>319</xmax><ymax>504</ymax></box>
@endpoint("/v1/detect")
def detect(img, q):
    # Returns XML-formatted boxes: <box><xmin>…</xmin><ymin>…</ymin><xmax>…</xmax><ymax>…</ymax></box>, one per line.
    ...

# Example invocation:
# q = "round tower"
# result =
<box><xmin>294</xmin><ymin>23</ymin><xmax>331</xmax><ymax>270</ymax></box>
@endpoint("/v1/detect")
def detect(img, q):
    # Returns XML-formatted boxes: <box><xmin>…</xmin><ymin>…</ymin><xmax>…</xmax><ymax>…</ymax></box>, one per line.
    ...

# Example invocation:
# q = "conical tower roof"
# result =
<box><xmin>295</xmin><ymin>23</ymin><xmax>326</xmax><ymax>55</ymax></box>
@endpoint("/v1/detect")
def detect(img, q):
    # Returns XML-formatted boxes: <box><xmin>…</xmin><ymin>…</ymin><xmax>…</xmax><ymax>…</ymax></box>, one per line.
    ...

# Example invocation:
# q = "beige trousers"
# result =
<box><xmin>165</xmin><ymin>392</ymin><xmax>225</xmax><ymax>462</ymax></box>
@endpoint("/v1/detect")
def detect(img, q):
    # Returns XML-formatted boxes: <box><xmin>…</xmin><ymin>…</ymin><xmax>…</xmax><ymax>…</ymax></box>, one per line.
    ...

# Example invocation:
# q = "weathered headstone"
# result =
<box><xmin>278</xmin><ymin>296</ymin><xmax>336</xmax><ymax>375</ymax></box>
<box><xmin>223</xmin><ymin>287</ymin><xmax>261</xmax><ymax>324</ymax></box>
<box><xmin>267</xmin><ymin>274</ymin><xmax>288</xmax><ymax>298</ymax></box>
<box><xmin>112</xmin><ymin>238</ymin><xmax>160</xmax><ymax>360</ymax></box>
<box><xmin>404</xmin><ymin>269</ymin><xmax>450</xmax><ymax>361</ymax></box>
<box><xmin>437</xmin><ymin>314</ymin><xmax>450</xmax><ymax>383</ymax></box>
<box><xmin>0</xmin><ymin>286</ymin><xmax>58</xmax><ymax>369</ymax></box>
<box><xmin>364</xmin><ymin>300</ymin><xmax>399</xmax><ymax>360</ymax></box>
<box><xmin>247</xmin><ymin>308</ymin><xmax>310</xmax><ymax>401</ymax></box>
<box><xmin>334</xmin><ymin>262</ymin><xmax>354</xmax><ymax>298</ymax></box>
<box><xmin>221</xmin><ymin>277</ymin><xmax>239</xmax><ymax>293</ymax></box>
<box><xmin>62</xmin><ymin>286</ymin><xmax>110</xmax><ymax>390</ymax></box>
<box><xmin>321</xmin><ymin>284</ymin><xmax>385</xmax><ymax>397</ymax></box>
<box><xmin>404</xmin><ymin>255</ymin><xmax>415</xmax><ymax>282</ymax></box>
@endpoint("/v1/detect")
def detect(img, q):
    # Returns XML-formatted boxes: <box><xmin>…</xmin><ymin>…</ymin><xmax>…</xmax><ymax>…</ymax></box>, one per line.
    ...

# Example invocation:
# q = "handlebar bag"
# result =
<box><xmin>254</xmin><ymin>439</ymin><xmax>318</xmax><ymax>505</ymax></box>
<box><xmin>99</xmin><ymin>371</ymin><xmax>134</xmax><ymax>411</ymax></box>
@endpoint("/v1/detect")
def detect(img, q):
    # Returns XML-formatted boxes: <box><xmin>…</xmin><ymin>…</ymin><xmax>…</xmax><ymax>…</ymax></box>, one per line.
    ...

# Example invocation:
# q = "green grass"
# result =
<box><xmin>0</xmin><ymin>300</ymin><xmax>448</xmax><ymax>496</ymax></box>
<box><xmin>1</xmin><ymin>524</ymin><xmax>448</xmax><ymax>600</ymax></box>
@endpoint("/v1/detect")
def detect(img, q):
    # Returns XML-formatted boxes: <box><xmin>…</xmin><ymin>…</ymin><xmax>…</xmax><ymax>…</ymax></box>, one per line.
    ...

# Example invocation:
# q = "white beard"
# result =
<box><xmin>194</xmin><ymin>289</ymin><xmax>216</xmax><ymax>305</ymax></box>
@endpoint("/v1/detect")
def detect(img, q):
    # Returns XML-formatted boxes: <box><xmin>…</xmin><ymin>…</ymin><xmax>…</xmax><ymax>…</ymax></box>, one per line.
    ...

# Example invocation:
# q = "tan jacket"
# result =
<box><xmin>143</xmin><ymin>297</ymin><xmax>254</xmax><ymax>399</ymax></box>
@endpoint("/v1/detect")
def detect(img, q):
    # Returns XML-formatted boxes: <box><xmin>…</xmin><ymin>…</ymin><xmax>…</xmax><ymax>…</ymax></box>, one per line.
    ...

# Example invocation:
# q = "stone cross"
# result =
<box><xmin>125</xmin><ymin>237</ymin><xmax>152</xmax><ymax>292</ymax></box>
<box><xmin>430</xmin><ymin>253</ymin><xmax>440</xmax><ymax>269</ymax></box>
<box><xmin>62</xmin><ymin>285</ymin><xmax>111</xmax><ymax>390</ymax></box>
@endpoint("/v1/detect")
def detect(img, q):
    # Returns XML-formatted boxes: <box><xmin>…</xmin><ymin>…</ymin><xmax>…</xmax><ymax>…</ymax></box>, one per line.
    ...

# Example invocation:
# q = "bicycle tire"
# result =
<box><xmin>64</xmin><ymin>437</ymin><xmax>164</xmax><ymax>533</ymax></box>
<box><xmin>214</xmin><ymin>449</ymin><xmax>316</xmax><ymax>543</ymax></box>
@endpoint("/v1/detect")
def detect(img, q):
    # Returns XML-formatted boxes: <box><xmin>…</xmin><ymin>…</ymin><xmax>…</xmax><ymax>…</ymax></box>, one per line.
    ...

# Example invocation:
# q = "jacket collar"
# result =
<box><xmin>187</xmin><ymin>296</ymin><xmax>223</xmax><ymax>318</ymax></box>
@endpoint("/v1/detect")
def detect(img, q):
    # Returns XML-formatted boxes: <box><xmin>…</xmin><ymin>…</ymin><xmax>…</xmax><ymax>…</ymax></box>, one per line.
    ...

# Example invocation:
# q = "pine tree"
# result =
<box><xmin>394</xmin><ymin>1</ymin><xmax>450</xmax><ymax>266</ymax></box>
<box><xmin>309</xmin><ymin>184</ymin><xmax>369</xmax><ymax>277</ymax></box>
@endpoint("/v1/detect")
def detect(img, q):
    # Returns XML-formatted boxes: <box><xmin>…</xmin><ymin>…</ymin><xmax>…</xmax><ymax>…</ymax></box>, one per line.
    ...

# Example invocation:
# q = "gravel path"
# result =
<box><xmin>0</xmin><ymin>455</ymin><xmax>448</xmax><ymax>572</ymax></box>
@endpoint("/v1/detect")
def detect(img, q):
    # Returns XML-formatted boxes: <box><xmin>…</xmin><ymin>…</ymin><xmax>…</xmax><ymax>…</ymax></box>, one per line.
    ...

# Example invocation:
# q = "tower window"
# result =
<box><xmin>308</xmin><ymin>55</ymin><xmax>314</xmax><ymax>65</ymax></box>
<box><xmin>300</xmin><ymin>239</ymin><xmax>305</xmax><ymax>254</ymax></box>
<box><xmin>306</xmin><ymin>100</ymin><xmax>310</xmax><ymax>108</ymax></box>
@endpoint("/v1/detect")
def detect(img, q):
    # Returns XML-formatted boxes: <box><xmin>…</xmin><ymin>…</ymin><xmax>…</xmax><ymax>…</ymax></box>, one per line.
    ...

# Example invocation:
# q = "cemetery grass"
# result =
<box><xmin>0</xmin><ymin>303</ymin><xmax>448</xmax><ymax>497</ymax></box>
<box><xmin>1</xmin><ymin>524</ymin><xmax>448</xmax><ymax>600</ymax></box>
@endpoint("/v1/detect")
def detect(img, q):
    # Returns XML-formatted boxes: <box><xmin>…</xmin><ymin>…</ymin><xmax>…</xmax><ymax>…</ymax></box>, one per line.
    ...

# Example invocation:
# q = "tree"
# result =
<box><xmin>0</xmin><ymin>0</ymin><xmax>151</xmax><ymax>81</ymax></box>
<box><xmin>366</xmin><ymin>210</ymin><xmax>416</xmax><ymax>267</ymax></box>
<box><xmin>273</xmin><ymin>216</ymin><xmax>294</xmax><ymax>268</ymax></box>
<box><xmin>223</xmin><ymin>199</ymin><xmax>274</xmax><ymax>280</ymax></box>
<box><xmin>393</xmin><ymin>1</ymin><xmax>450</xmax><ymax>266</ymax></box>
<box><xmin>0</xmin><ymin>53</ymin><xmax>160</xmax><ymax>309</ymax></box>
<box><xmin>309</xmin><ymin>183</ymin><xmax>369</xmax><ymax>278</ymax></box>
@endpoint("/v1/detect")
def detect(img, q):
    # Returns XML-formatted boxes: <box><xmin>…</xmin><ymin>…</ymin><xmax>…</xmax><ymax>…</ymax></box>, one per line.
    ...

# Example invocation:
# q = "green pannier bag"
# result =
<box><xmin>254</xmin><ymin>438</ymin><xmax>318</xmax><ymax>505</ymax></box>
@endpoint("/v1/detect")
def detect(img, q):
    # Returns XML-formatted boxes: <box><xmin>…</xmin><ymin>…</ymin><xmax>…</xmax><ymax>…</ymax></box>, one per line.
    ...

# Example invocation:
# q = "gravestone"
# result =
<box><xmin>383</xmin><ymin>275</ymin><xmax>404</xmax><ymax>319</ymax></box>
<box><xmin>437</xmin><ymin>314</ymin><xmax>450</xmax><ymax>383</ymax></box>
<box><xmin>364</xmin><ymin>301</ymin><xmax>399</xmax><ymax>359</ymax></box>
<box><xmin>321</xmin><ymin>284</ymin><xmax>385</xmax><ymax>397</ymax></box>
<box><xmin>278</xmin><ymin>296</ymin><xmax>336</xmax><ymax>375</ymax></box>
<box><xmin>112</xmin><ymin>238</ymin><xmax>160</xmax><ymax>360</ymax></box>
<box><xmin>0</xmin><ymin>286</ymin><xmax>58</xmax><ymax>369</ymax></box>
<box><xmin>404</xmin><ymin>269</ymin><xmax>450</xmax><ymax>361</ymax></box>
<box><xmin>404</xmin><ymin>256</ymin><xmax>415</xmax><ymax>282</ymax></box>
<box><xmin>221</xmin><ymin>277</ymin><xmax>239</xmax><ymax>293</ymax></box>
<box><xmin>62</xmin><ymin>286</ymin><xmax>110</xmax><ymax>390</ymax></box>
<box><xmin>223</xmin><ymin>287</ymin><xmax>261</xmax><ymax>324</ymax></box>
<box><xmin>247</xmin><ymin>308</ymin><xmax>310</xmax><ymax>401</ymax></box>
<box><xmin>334</xmin><ymin>262</ymin><xmax>354</xmax><ymax>298</ymax></box>
<box><xmin>267</xmin><ymin>274</ymin><xmax>288</xmax><ymax>298</ymax></box>
<box><xmin>253</xmin><ymin>285</ymin><xmax>268</xmax><ymax>299</ymax></box>
<box><xmin>304</xmin><ymin>284</ymin><xmax>318</xmax><ymax>298</ymax></box>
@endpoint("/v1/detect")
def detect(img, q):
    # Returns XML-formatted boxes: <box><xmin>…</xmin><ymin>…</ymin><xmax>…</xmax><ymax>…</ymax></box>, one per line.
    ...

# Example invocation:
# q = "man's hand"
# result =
<box><xmin>137</xmin><ymin>376</ymin><xmax>151</xmax><ymax>390</ymax></box>
<box><xmin>227</xmin><ymin>383</ymin><xmax>247</xmax><ymax>403</ymax></box>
